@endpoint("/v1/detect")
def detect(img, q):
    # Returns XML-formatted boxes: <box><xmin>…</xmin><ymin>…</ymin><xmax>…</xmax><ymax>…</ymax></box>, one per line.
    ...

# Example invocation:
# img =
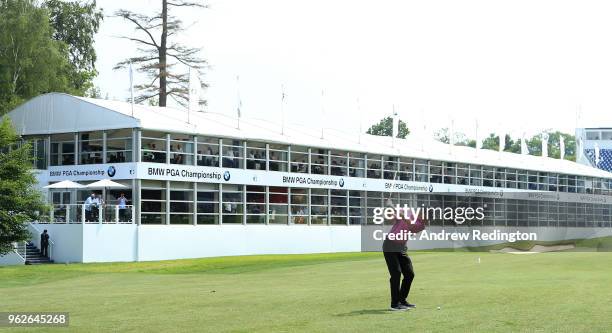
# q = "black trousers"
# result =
<box><xmin>41</xmin><ymin>243</ymin><xmax>48</xmax><ymax>257</ymax></box>
<box><xmin>383</xmin><ymin>251</ymin><xmax>415</xmax><ymax>306</ymax></box>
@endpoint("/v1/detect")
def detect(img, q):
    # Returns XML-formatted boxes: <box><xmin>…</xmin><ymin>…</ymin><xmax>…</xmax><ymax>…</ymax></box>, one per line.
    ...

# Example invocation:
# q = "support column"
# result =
<box><xmin>165</xmin><ymin>180</ymin><xmax>170</xmax><ymax>225</ymax></box>
<box><xmin>102</xmin><ymin>131</ymin><xmax>107</xmax><ymax>164</ymax></box>
<box><xmin>193</xmin><ymin>182</ymin><xmax>197</xmax><ymax>225</ymax></box>
<box><xmin>74</xmin><ymin>133</ymin><xmax>79</xmax><ymax>165</ymax></box>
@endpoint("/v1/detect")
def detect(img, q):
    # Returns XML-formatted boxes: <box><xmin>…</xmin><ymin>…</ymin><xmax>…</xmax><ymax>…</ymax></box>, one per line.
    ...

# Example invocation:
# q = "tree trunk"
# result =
<box><xmin>159</xmin><ymin>0</ymin><xmax>168</xmax><ymax>106</ymax></box>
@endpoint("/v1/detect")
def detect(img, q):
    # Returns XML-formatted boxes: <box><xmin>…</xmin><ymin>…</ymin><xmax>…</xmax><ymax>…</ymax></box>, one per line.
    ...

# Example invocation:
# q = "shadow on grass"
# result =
<box><xmin>335</xmin><ymin>309</ymin><xmax>392</xmax><ymax>316</ymax></box>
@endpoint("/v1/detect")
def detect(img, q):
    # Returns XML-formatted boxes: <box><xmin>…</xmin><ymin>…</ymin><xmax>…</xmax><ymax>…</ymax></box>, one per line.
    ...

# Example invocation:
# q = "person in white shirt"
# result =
<box><xmin>84</xmin><ymin>192</ymin><xmax>101</xmax><ymax>221</ymax></box>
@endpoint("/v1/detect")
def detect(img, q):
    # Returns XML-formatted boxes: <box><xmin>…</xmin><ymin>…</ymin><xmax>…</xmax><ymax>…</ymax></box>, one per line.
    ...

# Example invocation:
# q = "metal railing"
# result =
<box><xmin>13</xmin><ymin>241</ymin><xmax>27</xmax><ymax>262</ymax></box>
<box><xmin>46</xmin><ymin>204</ymin><xmax>135</xmax><ymax>224</ymax></box>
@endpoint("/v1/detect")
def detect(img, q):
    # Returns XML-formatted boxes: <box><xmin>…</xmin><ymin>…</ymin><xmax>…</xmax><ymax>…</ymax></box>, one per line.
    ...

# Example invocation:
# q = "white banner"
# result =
<box><xmin>48</xmin><ymin>163</ymin><xmax>136</xmax><ymax>181</ymax></box>
<box><xmin>45</xmin><ymin>162</ymin><xmax>610</xmax><ymax>204</ymax></box>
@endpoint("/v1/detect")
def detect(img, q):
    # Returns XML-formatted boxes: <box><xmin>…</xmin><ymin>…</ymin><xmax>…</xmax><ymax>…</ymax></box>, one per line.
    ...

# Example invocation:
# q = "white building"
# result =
<box><xmin>3</xmin><ymin>93</ymin><xmax>612</xmax><ymax>263</ymax></box>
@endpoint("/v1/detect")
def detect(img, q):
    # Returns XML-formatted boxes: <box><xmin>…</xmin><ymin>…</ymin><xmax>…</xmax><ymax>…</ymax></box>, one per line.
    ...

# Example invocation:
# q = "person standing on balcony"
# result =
<box><xmin>84</xmin><ymin>192</ymin><xmax>100</xmax><ymax>221</ymax></box>
<box><xmin>117</xmin><ymin>193</ymin><xmax>129</xmax><ymax>222</ymax></box>
<box><xmin>40</xmin><ymin>230</ymin><xmax>50</xmax><ymax>257</ymax></box>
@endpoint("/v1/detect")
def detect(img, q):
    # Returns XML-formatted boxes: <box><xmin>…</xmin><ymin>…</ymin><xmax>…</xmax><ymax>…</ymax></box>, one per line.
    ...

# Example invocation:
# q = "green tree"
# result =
<box><xmin>434</xmin><ymin>128</ymin><xmax>476</xmax><ymax>147</ymax></box>
<box><xmin>0</xmin><ymin>0</ymin><xmax>102</xmax><ymax>115</ymax></box>
<box><xmin>0</xmin><ymin>118</ymin><xmax>47</xmax><ymax>255</ymax></box>
<box><xmin>45</xmin><ymin>0</ymin><xmax>103</xmax><ymax>94</ymax></box>
<box><xmin>366</xmin><ymin>116</ymin><xmax>410</xmax><ymax>139</ymax></box>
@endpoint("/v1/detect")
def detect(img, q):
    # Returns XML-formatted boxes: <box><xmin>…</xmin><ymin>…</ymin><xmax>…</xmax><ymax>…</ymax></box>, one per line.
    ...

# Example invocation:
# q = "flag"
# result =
<box><xmin>521</xmin><ymin>132</ymin><xmax>529</xmax><ymax>155</ymax></box>
<box><xmin>188</xmin><ymin>68</ymin><xmax>202</xmax><ymax>113</ymax></box>
<box><xmin>560</xmin><ymin>136</ymin><xmax>565</xmax><ymax>160</ymax></box>
<box><xmin>542</xmin><ymin>133</ymin><xmax>549</xmax><ymax>157</ymax></box>
<box><xmin>498</xmin><ymin>130</ymin><xmax>505</xmax><ymax>153</ymax></box>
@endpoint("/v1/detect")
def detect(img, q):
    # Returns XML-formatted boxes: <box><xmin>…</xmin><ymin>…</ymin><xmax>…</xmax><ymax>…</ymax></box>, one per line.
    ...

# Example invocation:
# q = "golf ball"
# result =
<box><xmin>437</xmin><ymin>306</ymin><xmax>441</xmax><ymax>310</ymax></box>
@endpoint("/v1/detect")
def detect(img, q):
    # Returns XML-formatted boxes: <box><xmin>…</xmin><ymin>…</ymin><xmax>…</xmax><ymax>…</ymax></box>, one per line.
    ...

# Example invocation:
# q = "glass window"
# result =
<box><xmin>548</xmin><ymin>174</ymin><xmax>558</xmax><ymax>192</ymax></box>
<box><xmin>330</xmin><ymin>150</ymin><xmax>348</xmax><ymax>176</ymax></box>
<box><xmin>457</xmin><ymin>163</ymin><xmax>469</xmax><ymax>185</ymax></box>
<box><xmin>141</xmin><ymin>131</ymin><xmax>167</xmax><ymax>163</ymax></box>
<box><xmin>196</xmin><ymin>137</ymin><xmax>219</xmax><ymax>167</ymax></box>
<box><xmin>141</xmin><ymin>180</ymin><xmax>166</xmax><ymax>224</ymax></box>
<box><xmin>414</xmin><ymin>160</ymin><xmax>428</xmax><ymax>182</ymax></box>
<box><xmin>269</xmin><ymin>144</ymin><xmax>288</xmax><ymax>172</ymax></box>
<box><xmin>311</xmin><ymin>148</ymin><xmax>328</xmax><ymax>175</ymax></box>
<box><xmin>383</xmin><ymin>156</ymin><xmax>398</xmax><ymax>180</ymax></box>
<box><xmin>469</xmin><ymin>165</ymin><xmax>482</xmax><ymax>186</ymax></box>
<box><xmin>25</xmin><ymin>136</ymin><xmax>48</xmax><ymax>169</ymax></box>
<box><xmin>528</xmin><ymin>171</ymin><xmax>538</xmax><ymax>190</ymax></box>
<box><xmin>330</xmin><ymin>189</ymin><xmax>347</xmax><ymax>225</ymax></box>
<box><xmin>310</xmin><ymin>188</ymin><xmax>328</xmax><ymax>224</ymax></box>
<box><xmin>366</xmin><ymin>191</ymin><xmax>383</xmax><ymax>224</ymax></box>
<box><xmin>246</xmin><ymin>141</ymin><xmax>267</xmax><ymax>170</ymax></box>
<box><xmin>246</xmin><ymin>185</ymin><xmax>266</xmax><ymax>223</ymax></box>
<box><xmin>430</xmin><ymin>162</ymin><xmax>443</xmax><ymax>183</ymax></box>
<box><xmin>444</xmin><ymin>162</ymin><xmax>456</xmax><ymax>184</ymax></box>
<box><xmin>170</xmin><ymin>134</ymin><xmax>194</xmax><ymax>165</ymax></box>
<box><xmin>222</xmin><ymin>139</ymin><xmax>243</xmax><ymax>169</ymax></box>
<box><xmin>586</xmin><ymin>131</ymin><xmax>600</xmax><ymax>140</ymax></box>
<box><xmin>290</xmin><ymin>146</ymin><xmax>309</xmax><ymax>174</ymax></box>
<box><xmin>482</xmin><ymin>167</ymin><xmax>494</xmax><ymax>187</ymax></box>
<box><xmin>290</xmin><ymin>188</ymin><xmax>308</xmax><ymax>224</ymax></box>
<box><xmin>197</xmin><ymin>183</ymin><xmax>219</xmax><ymax>224</ymax></box>
<box><xmin>269</xmin><ymin>187</ymin><xmax>288</xmax><ymax>224</ymax></box>
<box><xmin>399</xmin><ymin>157</ymin><xmax>413</xmax><ymax>181</ymax></box>
<box><xmin>517</xmin><ymin>170</ymin><xmax>528</xmax><ymax>189</ymax></box>
<box><xmin>349</xmin><ymin>152</ymin><xmax>365</xmax><ymax>178</ymax></box>
<box><xmin>169</xmin><ymin>181</ymin><xmax>193</xmax><ymax>224</ymax></box>
<box><xmin>50</xmin><ymin>133</ymin><xmax>75</xmax><ymax>166</ymax></box>
<box><xmin>494</xmin><ymin>168</ymin><xmax>505</xmax><ymax>188</ymax></box>
<box><xmin>367</xmin><ymin>154</ymin><xmax>382</xmax><ymax>179</ymax></box>
<box><xmin>79</xmin><ymin>131</ymin><xmax>103</xmax><ymax>165</ymax></box>
<box><xmin>349</xmin><ymin>190</ymin><xmax>365</xmax><ymax>224</ymax></box>
<box><xmin>106</xmin><ymin>129</ymin><xmax>132</xmax><ymax>163</ymax></box>
<box><xmin>222</xmin><ymin>184</ymin><xmax>243</xmax><ymax>223</ymax></box>
<box><xmin>504</xmin><ymin>169</ymin><xmax>517</xmax><ymax>189</ymax></box>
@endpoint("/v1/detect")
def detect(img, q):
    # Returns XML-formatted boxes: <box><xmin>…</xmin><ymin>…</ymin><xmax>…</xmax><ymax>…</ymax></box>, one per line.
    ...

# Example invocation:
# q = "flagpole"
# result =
<box><xmin>357</xmin><ymin>97</ymin><xmax>362</xmax><ymax>144</ymax></box>
<box><xmin>236</xmin><ymin>75</ymin><xmax>241</xmax><ymax>130</ymax></box>
<box><xmin>187</xmin><ymin>67</ymin><xmax>191</xmax><ymax>124</ymax></box>
<box><xmin>129</xmin><ymin>61</ymin><xmax>134</xmax><ymax>117</ymax></box>
<box><xmin>281</xmin><ymin>84</ymin><xmax>285</xmax><ymax>135</ymax></box>
<box><xmin>320</xmin><ymin>89</ymin><xmax>325</xmax><ymax>139</ymax></box>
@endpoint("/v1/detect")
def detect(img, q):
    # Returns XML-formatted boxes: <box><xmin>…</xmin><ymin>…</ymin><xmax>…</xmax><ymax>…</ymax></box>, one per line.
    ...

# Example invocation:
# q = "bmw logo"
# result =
<box><xmin>107</xmin><ymin>166</ymin><xmax>116</xmax><ymax>177</ymax></box>
<box><xmin>339</xmin><ymin>178</ymin><xmax>345</xmax><ymax>187</ymax></box>
<box><xmin>428</xmin><ymin>184</ymin><xmax>434</xmax><ymax>192</ymax></box>
<box><xmin>223</xmin><ymin>171</ymin><xmax>231</xmax><ymax>181</ymax></box>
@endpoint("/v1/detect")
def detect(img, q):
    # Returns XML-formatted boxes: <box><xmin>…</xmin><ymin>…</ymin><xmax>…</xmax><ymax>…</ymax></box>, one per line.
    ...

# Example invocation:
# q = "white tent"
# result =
<box><xmin>43</xmin><ymin>180</ymin><xmax>85</xmax><ymax>189</ymax></box>
<box><xmin>86</xmin><ymin>179</ymin><xmax>127</xmax><ymax>189</ymax></box>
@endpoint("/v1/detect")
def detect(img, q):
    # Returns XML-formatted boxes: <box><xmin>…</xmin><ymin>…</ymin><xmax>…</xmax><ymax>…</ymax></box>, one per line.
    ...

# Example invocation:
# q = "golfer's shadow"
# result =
<box><xmin>335</xmin><ymin>309</ymin><xmax>391</xmax><ymax>317</ymax></box>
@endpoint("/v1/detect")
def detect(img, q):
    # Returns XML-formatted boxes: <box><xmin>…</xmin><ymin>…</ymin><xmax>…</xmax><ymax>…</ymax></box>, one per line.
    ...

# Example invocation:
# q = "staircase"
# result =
<box><xmin>24</xmin><ymin>242</ymin><xmax>54</xmax><ymax>265</ymax></box>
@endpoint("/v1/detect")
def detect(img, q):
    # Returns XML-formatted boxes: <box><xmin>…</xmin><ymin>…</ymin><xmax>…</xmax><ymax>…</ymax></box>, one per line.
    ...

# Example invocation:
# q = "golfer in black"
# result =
<box><xmin>383</xmin><ymin>209</ymin><xmax>426</xmax><ymax>311</ymax></box>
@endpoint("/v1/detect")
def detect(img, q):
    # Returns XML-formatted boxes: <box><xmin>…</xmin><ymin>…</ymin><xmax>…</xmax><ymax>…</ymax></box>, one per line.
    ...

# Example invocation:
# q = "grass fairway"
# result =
<box><xmin>2</xmin><ymin>252</ymin><xmax>612</xmax><ymax>333</ymax></box>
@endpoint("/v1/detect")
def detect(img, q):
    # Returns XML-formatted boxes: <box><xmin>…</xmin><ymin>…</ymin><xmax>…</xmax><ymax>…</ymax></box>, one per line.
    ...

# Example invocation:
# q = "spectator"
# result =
<box><xmin>40</xmin><ymin>230</ymin><xmax>50</xmax><ymax>257</ymax></box>
<box><xmin>117</xmin><ymin>193</ymin><xmax>128</xmax><ymax>222</ymax></box>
